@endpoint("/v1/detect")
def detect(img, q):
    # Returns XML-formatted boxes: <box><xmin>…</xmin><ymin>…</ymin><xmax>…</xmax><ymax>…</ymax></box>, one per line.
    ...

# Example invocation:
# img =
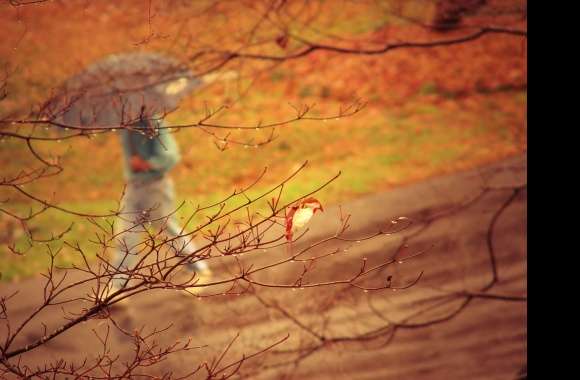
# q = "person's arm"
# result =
<box><xmin>146</xmin><ymin>121</ymin><xmax>181</xmax><ymax>172</ymax></box>
<box><xmin>120</xmin><ymin>128</ymin><xmax>152</xmax><ymax>173</ymax></box>
<box><xmin>130</xmin><ymin>155</ymin><xmax>152</xmax><ymax>172</ymax></box>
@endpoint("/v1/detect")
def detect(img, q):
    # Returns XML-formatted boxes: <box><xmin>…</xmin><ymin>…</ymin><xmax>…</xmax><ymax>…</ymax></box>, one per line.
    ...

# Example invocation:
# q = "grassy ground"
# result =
<box><xmin>0</xmin><ymin>89</ymin><xmax>526</xmax><ymax>282</ymax></box>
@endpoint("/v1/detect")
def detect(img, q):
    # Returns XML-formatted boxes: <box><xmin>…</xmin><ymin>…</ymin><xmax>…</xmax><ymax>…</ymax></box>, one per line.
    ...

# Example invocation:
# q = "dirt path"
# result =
<box><xmin>1</xmin><ymin>155</ymin><xmax>527</xmax><ymax>379</ymax></box>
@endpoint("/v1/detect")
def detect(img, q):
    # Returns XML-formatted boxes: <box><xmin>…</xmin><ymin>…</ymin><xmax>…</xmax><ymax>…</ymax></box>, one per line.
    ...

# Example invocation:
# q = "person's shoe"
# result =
<box><xmin>183</xmin><ymin>261</ymin><xmax>213</xmax><ymax>294</ymax></box>
<box><xmin>99</xmin><ymin>281</ymin><xmax>129</xmax><ymax>308</ymax></box>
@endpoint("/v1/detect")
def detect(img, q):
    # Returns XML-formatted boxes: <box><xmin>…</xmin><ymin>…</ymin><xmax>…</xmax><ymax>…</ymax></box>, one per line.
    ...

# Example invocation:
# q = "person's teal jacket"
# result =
<box><xmin>120</xmin><ymin>119</ymin><xmax>180</xmax><ymax>182</ymax></box>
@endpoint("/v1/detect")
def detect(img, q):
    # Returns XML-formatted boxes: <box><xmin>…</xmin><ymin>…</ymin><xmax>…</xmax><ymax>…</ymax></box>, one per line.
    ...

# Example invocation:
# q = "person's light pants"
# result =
<box><xmin>111</xmin><ymin>176</ymin><xmax>207</xmax><ymax>289</ymax></box>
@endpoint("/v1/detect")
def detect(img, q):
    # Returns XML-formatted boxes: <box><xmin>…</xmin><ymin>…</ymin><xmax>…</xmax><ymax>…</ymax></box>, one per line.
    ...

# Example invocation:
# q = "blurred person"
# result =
<box><xmin>98</xmin><ymin>67</ymin><xmax>238</xmax><ymax>302</ymax></box>
<box><xmin>107</xmin><ymin>115</ymin><xmax>212</xmax><ymax>298</ymax></box>
<box><xmin>45</xmin><ymin>53</ymin><xmax>241</xmax><ymax>303</ymax></box>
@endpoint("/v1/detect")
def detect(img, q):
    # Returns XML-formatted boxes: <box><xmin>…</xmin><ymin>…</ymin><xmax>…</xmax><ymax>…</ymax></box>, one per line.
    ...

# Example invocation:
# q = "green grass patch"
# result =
<box><xmin>1</xmin><ymin>91</ymin><xmax>525</xmax><ymax>282</ymax></box>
